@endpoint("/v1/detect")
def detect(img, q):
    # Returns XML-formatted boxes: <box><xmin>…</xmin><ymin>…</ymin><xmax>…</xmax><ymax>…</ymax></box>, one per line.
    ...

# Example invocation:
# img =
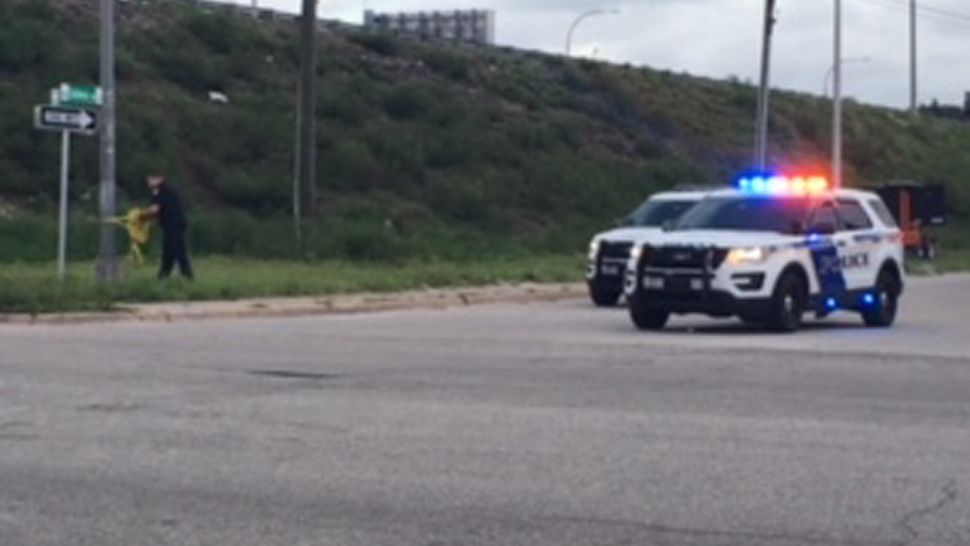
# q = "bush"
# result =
<box><xmin>421</xmin><ymin>49</ymin><xmax>471</xmax><ymax>82</ymax></box>
<box><xmin>383</xmin><ymin>83</ymin><xmax>434</xmax><ymax>120</ymax></box>
<box><xmin>348</xmin><ymin>32</ymin><xmax>400</xmax><ymax>56</ymax></box>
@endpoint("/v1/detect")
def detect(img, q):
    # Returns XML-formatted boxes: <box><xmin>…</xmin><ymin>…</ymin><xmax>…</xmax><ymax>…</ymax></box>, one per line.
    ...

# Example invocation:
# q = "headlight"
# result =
<box><xmin>630</xmin><ymin>245</ymin><xmax>642</xmax><ymax>262</ymax></box>
<box><xmin>725</xmin><ymin>246</ymin><xmax>772</xmax><ymax>265</ymax></box>
<box><xmin>588</xmin><ymin>240</ymin><xmax>600</xmax><ymax>259</ymax></box>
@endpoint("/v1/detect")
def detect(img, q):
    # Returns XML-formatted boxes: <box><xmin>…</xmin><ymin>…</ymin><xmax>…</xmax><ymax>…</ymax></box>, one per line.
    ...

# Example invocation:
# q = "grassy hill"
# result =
<box><xmin>1</xmin><ymin>0</ymin><xmax>969</xmax><ymax>264</ymax></box>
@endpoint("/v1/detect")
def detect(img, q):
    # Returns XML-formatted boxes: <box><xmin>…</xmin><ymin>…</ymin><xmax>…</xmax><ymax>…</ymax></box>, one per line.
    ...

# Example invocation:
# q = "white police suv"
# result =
<box><xmin>587</xmin><ymin>190</ymin><xmax>708</xmax><ymax>306</ymax></box>
<box><xmin>623</xmin><ymin>175</ymin><xmax>904</xmax><ymax>332</ymax></box>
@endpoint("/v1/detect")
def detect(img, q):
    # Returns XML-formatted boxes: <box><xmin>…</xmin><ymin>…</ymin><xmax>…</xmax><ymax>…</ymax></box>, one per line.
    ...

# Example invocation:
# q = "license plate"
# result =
<box><xmin>690</xmin><ymin>279</ymin><xmax>704</xmax><ymax>291</ymax></box>
<box><xmin>667</xmin><ymin>278</ymin><xmax>691</xmax><ymax>293</ymax></box>
<box><xmin>600</xmin><ymin>265</ymin><xmax>620</xmax><ymax>276</ymax></box>
<box><xmin>643</xmin><ymin>276</ymin><xmax>664</xmax><ymax>290</ymax></box>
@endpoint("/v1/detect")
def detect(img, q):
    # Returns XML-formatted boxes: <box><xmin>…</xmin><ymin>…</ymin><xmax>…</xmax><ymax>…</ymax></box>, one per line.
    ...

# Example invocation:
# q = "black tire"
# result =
<box><xmin>628</xmin><ymin>293</ymin><xmax>669</xmax><ymax>330</ymax></box>
<box><xmin>588</xmin><ymin>282</ymin><xmax>622</xmax><ymax>307</ymax></box>
<box><xmin>862</xmin><ymin>268</ymin><xmax>900</xmax><ymax>328</ymax></box>
<box><xmin>766</xmin><ymin>271</ymin><xmax>807</xmax><ymax>333</ymax></box>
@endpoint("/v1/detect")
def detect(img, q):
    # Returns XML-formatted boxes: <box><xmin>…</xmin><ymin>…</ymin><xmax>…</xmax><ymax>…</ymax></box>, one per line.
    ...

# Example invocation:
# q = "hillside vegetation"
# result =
<box><xmin>1</xmin><ymin>0</ymin><xmax>969</xmax><ymax>263</ymax></box>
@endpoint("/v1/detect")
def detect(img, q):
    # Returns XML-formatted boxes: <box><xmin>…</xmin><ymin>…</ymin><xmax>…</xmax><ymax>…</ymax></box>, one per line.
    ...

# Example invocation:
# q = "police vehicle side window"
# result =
<box><xmin>808</xmin><ymin>202</ymin><xmax>838</xmax><ymax>232</ymax></box>
<box><xmin>868</xmin><ymin>199</ymin><xmax>899</xmax><ymax>228</ymax></box>
<box><xmin>836</xmin><ymin>199</ymin><xmax>873</xmax><ymax>231</ymax></box>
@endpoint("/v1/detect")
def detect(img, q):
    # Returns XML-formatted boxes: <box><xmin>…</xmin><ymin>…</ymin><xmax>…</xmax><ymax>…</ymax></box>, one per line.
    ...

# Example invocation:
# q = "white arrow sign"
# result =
<box><xmin>34</xmin><ymin>105</ymin><xmax>99</xmax><ymax>135</ymax></box>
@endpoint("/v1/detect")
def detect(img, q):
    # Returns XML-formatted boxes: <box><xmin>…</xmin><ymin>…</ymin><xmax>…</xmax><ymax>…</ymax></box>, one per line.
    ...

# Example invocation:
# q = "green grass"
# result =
<box><xmin>907</xmin><ymin>248</ymin><xmax>970</xmax><ymax>276</ymax></box>
<box><xmin>0</xmin><ymin>255</ymin><xmax>584</xmax><ymax>314</ymax></box>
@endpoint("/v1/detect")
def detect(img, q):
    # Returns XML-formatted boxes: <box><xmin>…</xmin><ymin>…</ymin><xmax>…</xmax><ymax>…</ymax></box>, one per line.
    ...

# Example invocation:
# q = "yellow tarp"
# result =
<box><xmin>107</xmin><ymin>208</ymin><xmax>154</xmax><ymax>265</ymax></box>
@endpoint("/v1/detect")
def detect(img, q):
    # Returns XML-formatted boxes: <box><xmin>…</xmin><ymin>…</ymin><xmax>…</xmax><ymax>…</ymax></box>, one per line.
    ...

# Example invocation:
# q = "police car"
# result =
<box><xmin>623</xmin><ymin>175</ymin><xmax>904</xmax><ymax>332</ymax></box>
<box><xmin>586</xmin><ymin>190</ymin><xmax>708</xmax><ymax>306</ymax></box>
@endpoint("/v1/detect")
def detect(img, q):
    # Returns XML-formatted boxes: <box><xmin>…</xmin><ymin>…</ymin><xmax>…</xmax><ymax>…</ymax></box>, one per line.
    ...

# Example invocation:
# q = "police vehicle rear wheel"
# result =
<box><xmin>766</xmin><ymin>272</ymin><xmax>806</xmax><ymax>333</ymax></box>
<box><xmin>862</xmin><ymin>269</ymin><xmax>899</xmax><ymax>328</ymax></box>
<box><xmin>588</xmin><ymin>283</ymin><xmax>622</xmax><ymax>307</ymax></box>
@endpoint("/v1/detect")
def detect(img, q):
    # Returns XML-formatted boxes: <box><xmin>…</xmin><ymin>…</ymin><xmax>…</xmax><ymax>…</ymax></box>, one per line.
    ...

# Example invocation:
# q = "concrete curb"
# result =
<box><xmin>0</xmin><ymin>282</ymin><xmax>587</xmax><ymax>326</ymax></box>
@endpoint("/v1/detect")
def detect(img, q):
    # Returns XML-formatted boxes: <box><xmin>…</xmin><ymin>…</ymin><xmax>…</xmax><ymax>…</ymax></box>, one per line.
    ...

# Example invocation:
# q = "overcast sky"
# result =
<box><xmin>225</xmin><ymin>0</ymin><xmax>968</xmax><ymax>109</ymax></box>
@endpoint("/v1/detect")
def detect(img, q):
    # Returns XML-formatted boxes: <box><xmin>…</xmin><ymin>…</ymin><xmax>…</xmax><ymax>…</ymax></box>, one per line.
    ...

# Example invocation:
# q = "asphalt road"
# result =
<box><xmin>1</xmin><ymin>275</ymin><xmax>969</xmax><ymax>546</ymax></box>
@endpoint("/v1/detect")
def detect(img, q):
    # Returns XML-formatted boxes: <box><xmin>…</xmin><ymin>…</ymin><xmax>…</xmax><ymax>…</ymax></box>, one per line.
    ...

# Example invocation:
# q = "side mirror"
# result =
<box><xmin>614</xmin><ymin>217</ymin><xmax>628</xmax><ymax>227</ymax></box>
<box><xmin>788</xmin><ymin>221</ymin><xmax>806</xmax><ymax>235</ymax></box>
<box><xmin>661</xmin><ymin>219</ymin><xmax>677</xmax><ymax>232</ymax></box>
<box><xmin>810</xmin><ymin>221</ymin><xmax>837</xmax><ymax>235</ymax></box>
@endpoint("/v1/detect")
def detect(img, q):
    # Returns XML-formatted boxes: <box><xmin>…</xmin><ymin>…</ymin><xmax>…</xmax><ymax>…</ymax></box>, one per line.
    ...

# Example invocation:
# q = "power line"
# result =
<box><xmin>856</xmin><ymin>0</ymin><xmax>970</xmax><ymax>27</ymax></box>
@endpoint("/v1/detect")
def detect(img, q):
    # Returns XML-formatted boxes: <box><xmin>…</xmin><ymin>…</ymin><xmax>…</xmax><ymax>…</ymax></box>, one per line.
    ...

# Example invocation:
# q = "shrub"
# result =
<box><xmin>348</xmin><ymin>32</ymin><xmax>400</xmax><ymax>56</ymax></box>
<box><xmin>383</xmin><ymin>83</ymin><xmax>434</xmax><ymax>120</ymax></box>
<box><xmin>421</xmin><ymin>49</ymin><xmax>471</xmax><ymax>82</ymax></box>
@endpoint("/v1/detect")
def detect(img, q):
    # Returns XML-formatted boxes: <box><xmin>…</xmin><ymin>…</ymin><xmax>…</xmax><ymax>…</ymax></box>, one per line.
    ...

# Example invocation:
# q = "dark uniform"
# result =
<box><xmin>151</xmin><ymin>184</ymin><xmax>193</xmax><ymax>279</ymax></box>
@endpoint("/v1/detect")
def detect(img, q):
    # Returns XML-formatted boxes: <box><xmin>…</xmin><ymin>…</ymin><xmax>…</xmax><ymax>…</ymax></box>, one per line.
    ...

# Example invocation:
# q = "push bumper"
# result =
<box><xmin>638</xmin><ymin>288</ymin><xmax>772</xmax><ymax>319</ymax></box>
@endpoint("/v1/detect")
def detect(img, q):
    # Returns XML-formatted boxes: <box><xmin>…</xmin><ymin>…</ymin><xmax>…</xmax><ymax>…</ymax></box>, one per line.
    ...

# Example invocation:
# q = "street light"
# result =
<box><xmin>565</xmin><ymin>9</ymin><xmax>620</xmax><ymax>56</ymax></box>
<box><xmin>909</xmin><ymin>0</ymin><xmax>918</xmax><ymax>116</ymax></box>
<box><xmin>832</xmin><ymin>0</ymin><xmax>843</xmax><ymax>189</ymax></box>
<box><xmin>823</xmin><ymin>56</ymin><xmax>871</xmax><ymax>97</ymax></box>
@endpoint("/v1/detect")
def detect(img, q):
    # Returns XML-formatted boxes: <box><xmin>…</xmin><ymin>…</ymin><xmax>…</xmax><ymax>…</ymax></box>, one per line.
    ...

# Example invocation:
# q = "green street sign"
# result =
<box><xmin>56</xmin><ymin>83</ymin><xmax>103</xmax><ymax>107</ymax></box>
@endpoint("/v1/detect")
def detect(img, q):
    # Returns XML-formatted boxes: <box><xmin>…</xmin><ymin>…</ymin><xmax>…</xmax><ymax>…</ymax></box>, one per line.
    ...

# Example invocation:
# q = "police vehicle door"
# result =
<box><xmin>834</xmin><ymin>197</ymin><xmax>877</xmax><ymax>290</ymax></box>
<box><xmin>806</xmin><ymin>200</ymin><xmax>847</xmax><ymax>297</ymax></box>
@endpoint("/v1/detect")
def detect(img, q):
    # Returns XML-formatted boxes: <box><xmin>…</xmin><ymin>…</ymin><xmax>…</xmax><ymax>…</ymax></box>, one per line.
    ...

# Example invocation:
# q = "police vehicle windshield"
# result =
<box><xmin>625</xmin><ymin>200</ymin><xmax>697</xmax><ymax>227</ymax></box>
<box><xmin>674</xmin><ymin>196</ymin><xmax>812</xmax><ymax>233</ymax></box>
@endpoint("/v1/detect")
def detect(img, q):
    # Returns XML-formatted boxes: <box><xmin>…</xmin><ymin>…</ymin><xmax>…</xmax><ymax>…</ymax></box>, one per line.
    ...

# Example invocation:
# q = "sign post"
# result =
<box><xmin>34</xmin><ymin>84</ymin><xmax>102</xmax><ymax>281</ymax></box>
<box><xmin>34</xmin><ymin>105</ymin><xmax>100</xmax><ymax>134</ymax></box>
<box><xmin>57</xmin><ymin>83</ymin><xmax>104</xmax><ymax>107</ymax></box>
<box><xmin>57</xmin><ymin>131</ymin><xmax>71</xmax><ymax>280</ymax></box>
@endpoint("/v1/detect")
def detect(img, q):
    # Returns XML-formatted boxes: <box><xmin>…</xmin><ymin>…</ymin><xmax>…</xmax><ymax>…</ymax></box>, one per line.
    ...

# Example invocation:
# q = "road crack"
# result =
<box><xmin>896</xmin><ymin>480</ymin><xmax>959</xmax><ymax>545</ymax></box>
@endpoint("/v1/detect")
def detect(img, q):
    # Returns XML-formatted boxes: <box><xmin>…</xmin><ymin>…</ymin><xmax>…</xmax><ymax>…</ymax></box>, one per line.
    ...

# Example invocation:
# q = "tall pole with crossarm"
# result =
<box><xmin>96</xmin><ymin>0</ymin><xmax>120</xmax><ymax>282</ymax></box>
<box><xmin>753</xmin><ymin>0</ymin><xmax>777</xmax><ymax>171</ymax></box>
<box><xmin>296</xmin><ymin>0</ymin><xmax>318</xmax><ymax>229</ymax></box>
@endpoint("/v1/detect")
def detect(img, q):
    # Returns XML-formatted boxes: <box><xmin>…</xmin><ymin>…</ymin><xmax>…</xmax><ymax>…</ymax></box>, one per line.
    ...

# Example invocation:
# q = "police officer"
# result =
<box><xmin>147</xmin><ymin>174</ymin><xmax>193</xmax><ymax>280</ymax></box>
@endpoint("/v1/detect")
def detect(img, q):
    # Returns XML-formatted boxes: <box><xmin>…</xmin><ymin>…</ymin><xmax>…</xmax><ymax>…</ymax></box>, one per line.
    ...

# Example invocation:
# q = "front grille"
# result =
<box><xmin>600</xmin><ymin>241</ymin><xmax>633</xmax><ymax>260</ymax></box>
<box><xmin>647</xmin><ymin>246</ymin><xmax>727</xmax><ymax>270</ymax></box>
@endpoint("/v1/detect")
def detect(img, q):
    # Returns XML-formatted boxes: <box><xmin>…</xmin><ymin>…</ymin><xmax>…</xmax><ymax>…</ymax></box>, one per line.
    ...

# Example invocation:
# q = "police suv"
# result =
<box><xmin>623</xmin><ymin>176</ymin><xmax>904</xmax><ymax>332</ymax></box>
<box><xmin>586</xmin><ymin>190</ymin><xmax>708</xmax><ymax>306</ymax></box>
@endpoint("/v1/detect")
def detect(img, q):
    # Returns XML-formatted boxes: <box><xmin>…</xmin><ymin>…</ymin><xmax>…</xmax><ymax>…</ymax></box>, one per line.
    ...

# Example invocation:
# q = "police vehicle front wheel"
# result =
<box><xmin>766</xmin><ymin>271</ymin><xmax>806</xmax><ymax>333</ymax></box>
<box><xmin>629</xmin><ymin>296</ymin><xmax>669</xmax><ymax>330</ymax></box>
<box><xmin>588</xmin><ymin>283</ymin><xmax>622</xmax><ymax>307</ymax></box>
<box><xmin>862</xmin><ymin>269</ymin><xmax>899</xmax><ymax>328</ymax></box>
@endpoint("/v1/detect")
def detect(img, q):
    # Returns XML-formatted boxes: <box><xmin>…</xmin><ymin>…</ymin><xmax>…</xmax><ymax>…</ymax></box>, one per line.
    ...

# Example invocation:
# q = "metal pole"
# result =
<box><xmin>909</xmin><ymin>0</ymin><xmax>918</xmax><ymax>116</ymax></box>
<box><xmin>57</xmin><ymin>131</ymin><xmax>71</xmax><ymax>281</ymax></box>
<box><xmin>832</xmin><ymin>0</ymin><xmax>843</xmax><ymax>188</ymax></box>
<box><xmin>754</xmin><ymin>0</ymin><xmax>777</xmax><ymax>171</ymax></box>
<box><xmin>297</xmin><ymin>0</ymin><xmax>318</xmax><ymax>218</ymax></box>
<box><xmin>97</xmin><ymin>0</ymin><xmax>119</xmax><ymax>282</ymax></box>
<box><xmin>293</xmin><ymin>98</ymin><xmax>302</xmax><ymax>244</ymax></box>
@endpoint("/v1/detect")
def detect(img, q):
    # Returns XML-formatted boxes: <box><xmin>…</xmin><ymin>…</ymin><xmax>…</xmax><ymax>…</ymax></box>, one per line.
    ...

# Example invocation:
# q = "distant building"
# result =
<box><xmin>363</xmin><ymin>9</ymin><xmax>496</xmax><ymax>45</ymax></box>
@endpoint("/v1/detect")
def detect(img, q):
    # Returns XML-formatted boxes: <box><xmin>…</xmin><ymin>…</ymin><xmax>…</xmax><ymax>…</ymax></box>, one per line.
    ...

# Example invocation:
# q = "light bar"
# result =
<box><xmin>736</xmin><ymin>174</ymin><xmax>829</xmax><ymax>195</ymax></box>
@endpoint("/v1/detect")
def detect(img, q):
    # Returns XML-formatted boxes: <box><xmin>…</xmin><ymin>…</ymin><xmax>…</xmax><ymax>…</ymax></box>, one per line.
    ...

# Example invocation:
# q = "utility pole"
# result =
<box><xmin>296</xmin><ymin>0</ymin><xmax>318</xmax><ymax>222</ymax></box>
<box><xmin>909</xmin><ymin>0</ymin><xmax>918</xmax><ymax>116</ymax></box>
<box><xmin>753</xmin><ymin>0</ymin><xmax>777</xmax><ymax>171</ymax></box>
<box><xmin>96</xmin><ymin>0</ymin><xmax>120</xmax><ymax>282</ymax></box>
<box><xmin>832</xmin><ymin>0</ymin><xmax>843</xmax><ymax>189</ymax></box>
